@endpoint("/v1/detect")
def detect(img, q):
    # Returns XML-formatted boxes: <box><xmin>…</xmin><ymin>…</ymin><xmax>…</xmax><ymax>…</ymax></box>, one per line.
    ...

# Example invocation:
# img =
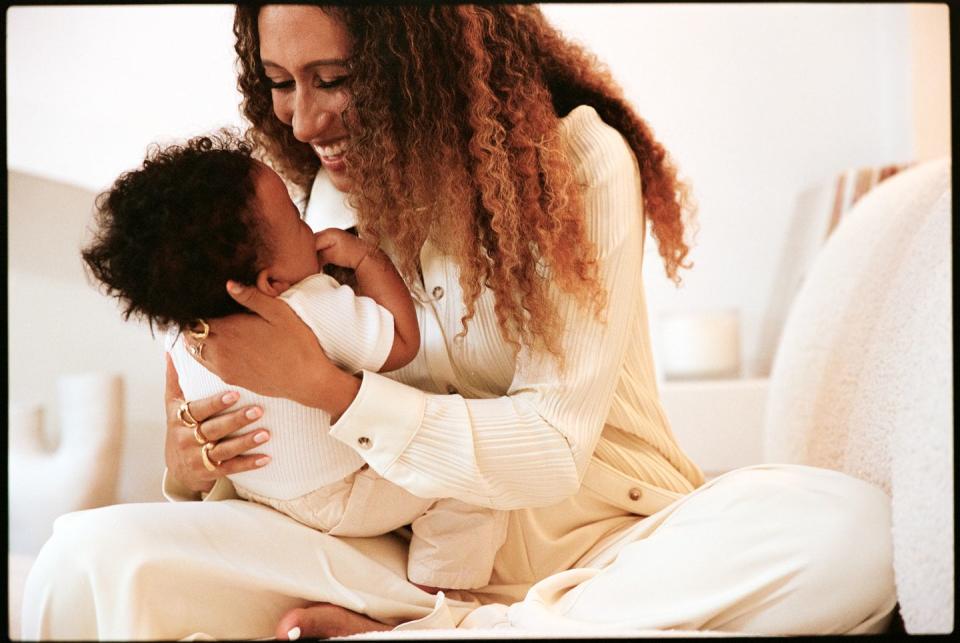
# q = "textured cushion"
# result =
<box><xmin>763</xmin><ymin>158</ymin><xmax>952</xmax><ymax>632</ymax></box>
<box><xmin>879</xmin><ymin>181</ymin><xmax>952</xmax><ymax>633</ymax></box>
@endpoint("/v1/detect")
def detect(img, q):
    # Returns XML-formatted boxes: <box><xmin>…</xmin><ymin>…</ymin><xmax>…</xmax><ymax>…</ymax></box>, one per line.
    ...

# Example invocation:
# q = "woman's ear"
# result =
<box><xmin>255</xmin><ymin>269</ymin><xmax>291</xmax><ymax>297</ymax></box>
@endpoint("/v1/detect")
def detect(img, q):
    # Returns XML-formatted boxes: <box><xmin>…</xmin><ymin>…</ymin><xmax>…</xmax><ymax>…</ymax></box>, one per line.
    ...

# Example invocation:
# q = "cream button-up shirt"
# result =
<box><xmin>321</xmin><ymin>106</ymin><xmax>703</xmax><ymax>517</ymax></box>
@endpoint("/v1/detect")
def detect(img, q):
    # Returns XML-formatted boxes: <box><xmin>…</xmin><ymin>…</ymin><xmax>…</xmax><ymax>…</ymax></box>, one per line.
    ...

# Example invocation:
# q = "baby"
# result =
<box><xmin>81</xmin><ymin>131</ymin><xmax>506</xmax><ymax>591</ymax></box>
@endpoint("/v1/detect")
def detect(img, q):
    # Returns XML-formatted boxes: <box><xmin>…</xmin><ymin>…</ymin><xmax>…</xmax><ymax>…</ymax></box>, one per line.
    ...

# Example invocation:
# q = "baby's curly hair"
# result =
<box><xmin>82</xmin><ymin>130</ymin><xmax>269</xmax><ymax>331</ymax></box>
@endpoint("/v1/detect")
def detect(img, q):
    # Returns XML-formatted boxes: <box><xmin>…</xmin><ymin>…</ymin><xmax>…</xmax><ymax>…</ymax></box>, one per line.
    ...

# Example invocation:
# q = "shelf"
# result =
<box><xmin>659</xmin><ymin>377</ymin><xmax>770</xmax><ymax>477</ymax></box>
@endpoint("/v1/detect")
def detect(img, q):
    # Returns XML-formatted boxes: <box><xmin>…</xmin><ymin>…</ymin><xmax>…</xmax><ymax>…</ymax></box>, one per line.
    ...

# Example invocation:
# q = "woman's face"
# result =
<box><xmin>258</xmin><ymin>5</ymin><xmax>353</xmax><ymax>193</ymax></box>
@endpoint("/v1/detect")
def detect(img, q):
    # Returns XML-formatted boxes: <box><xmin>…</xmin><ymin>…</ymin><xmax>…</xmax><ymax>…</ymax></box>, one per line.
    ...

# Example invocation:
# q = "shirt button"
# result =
<box><xmin>432</xmin><ymin>286</ymin><xmax>444</xmax><ymax>300</ymax></box>
<box><xmin>446</xmin><ymin>384</ymin><xmax>458</xmax><ymax>394</ymax></box>
<box><xmin>357</xmin><ymin>437</ymin><xmax>372</xmax><ymax>449</ymax></box>
<box><xmin>628</xmin><ymin>488</ymin><xmax>642</xmax><ymax>501</ymax></box>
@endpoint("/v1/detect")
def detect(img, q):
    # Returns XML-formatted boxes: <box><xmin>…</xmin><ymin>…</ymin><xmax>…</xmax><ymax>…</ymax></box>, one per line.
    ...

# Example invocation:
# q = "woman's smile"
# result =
<box><xmin>313</xmin><ymin>138</ymin><xmax>349</xmax><ymax>172</ymax></box>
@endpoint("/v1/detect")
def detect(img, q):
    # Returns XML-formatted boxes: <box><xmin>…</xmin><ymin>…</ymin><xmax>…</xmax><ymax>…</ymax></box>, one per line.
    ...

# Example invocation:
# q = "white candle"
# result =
<box><xmin>659</xmin><ymin>309</ymin><xmax>741</xmax><ymax>380</ymax></box>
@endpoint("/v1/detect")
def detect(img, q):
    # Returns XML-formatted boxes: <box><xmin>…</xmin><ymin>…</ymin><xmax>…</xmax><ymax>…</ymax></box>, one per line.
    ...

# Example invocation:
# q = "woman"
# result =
<box><xmin>23</xmin><ymin>4</ymin><xmax>895</xmax><ymax>639</ymax></box>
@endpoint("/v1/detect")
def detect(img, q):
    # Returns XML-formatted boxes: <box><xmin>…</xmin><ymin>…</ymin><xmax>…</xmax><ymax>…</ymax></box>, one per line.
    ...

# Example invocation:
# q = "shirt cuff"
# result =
<box><xmin>161</xmin><ymin>469</ymin><xmax>237</xmax><ymax>502</ymax></box>
<box><xmin>329</xmin><ymin>371</ymin><xmax>426</xmax><ymax>475</ymax></box>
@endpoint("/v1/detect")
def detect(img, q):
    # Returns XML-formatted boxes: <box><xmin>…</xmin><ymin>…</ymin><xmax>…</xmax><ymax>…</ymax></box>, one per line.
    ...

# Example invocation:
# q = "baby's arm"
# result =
<box><xmin>314</xmin><ymin>228</ymin><xmax>419</xmax><ymax>372</ymax></box>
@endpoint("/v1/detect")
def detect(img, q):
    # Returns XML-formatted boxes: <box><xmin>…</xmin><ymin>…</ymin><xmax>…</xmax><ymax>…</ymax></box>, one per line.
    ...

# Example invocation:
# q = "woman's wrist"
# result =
<box><xmin>328</xmin><ymin>368</ymin><xmax>362</xmax><ymax>424</ymax></box>
<box><xmin>298</xmin><ymin>362</ymin><xmax>362</xmax><ymax>422</ymax></box>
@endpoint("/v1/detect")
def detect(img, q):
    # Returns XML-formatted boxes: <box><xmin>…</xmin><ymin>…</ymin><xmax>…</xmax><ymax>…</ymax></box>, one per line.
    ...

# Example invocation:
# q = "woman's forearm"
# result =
<box><xmin>298</xmin><ymin>362</ymin><xmax>362</xmax><ymax>423</ymax></box>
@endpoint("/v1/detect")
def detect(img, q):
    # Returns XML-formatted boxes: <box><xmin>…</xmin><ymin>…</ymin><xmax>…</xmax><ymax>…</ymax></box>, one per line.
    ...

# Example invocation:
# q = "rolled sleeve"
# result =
<box><xmin>329</xmin><ymin>370</ymin><xmax>427</xmax><ymax>475</ymax></box>
<box><xmin>161</xmin><ymin>469</ymin><xmax>237</xmax><ymax>502</ymax></box>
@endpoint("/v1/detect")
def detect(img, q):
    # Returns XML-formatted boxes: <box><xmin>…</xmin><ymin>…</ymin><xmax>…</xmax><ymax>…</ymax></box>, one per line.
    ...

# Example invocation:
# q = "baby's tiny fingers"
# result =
<box><xmin>314</xmin><ymin>232</ymin><xmax>337</xmax><ymax>250</ymax></box>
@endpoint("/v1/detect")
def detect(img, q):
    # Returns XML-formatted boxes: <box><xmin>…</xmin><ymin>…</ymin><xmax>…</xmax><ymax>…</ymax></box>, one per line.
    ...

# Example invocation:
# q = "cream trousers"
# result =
<box><xmin>21</xmin><ymin>465</ymin><xmax>896</xmax><ymax>639</ymax></box>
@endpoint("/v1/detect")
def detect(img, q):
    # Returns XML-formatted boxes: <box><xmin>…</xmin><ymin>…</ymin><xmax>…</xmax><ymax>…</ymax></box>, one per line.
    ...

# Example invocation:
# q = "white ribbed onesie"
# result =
<box><xmin>167</xmin><ymin>273</ymin><xmax>507</xmax><ymax>589</ymax></box>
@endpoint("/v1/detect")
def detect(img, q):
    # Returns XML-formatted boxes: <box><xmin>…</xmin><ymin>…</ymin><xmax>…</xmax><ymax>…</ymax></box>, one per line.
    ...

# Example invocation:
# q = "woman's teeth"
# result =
<box><xmin>314</xmin><ymin>140</ymin><xmax>348</xmax><ymax>158</ymax></box>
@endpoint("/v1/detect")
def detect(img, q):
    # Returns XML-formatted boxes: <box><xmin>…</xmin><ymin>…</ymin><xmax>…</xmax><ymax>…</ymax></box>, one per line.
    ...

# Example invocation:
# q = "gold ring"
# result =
<box><xmin>201</xmin><ymin>441</ymin><xmax>220</xmax><ymax>472</ymax></box>
<box><xmin>193</xmin><ymin>424</ymin><xmax>209</xmax><ymax>445</ymax></box>
<box><xmin>189</xmin><ymin>342</ymin><xmax>205</xmax><ymax>361</ymax></box>
<box><xmin>188</xmin><ymin>319</ymin><xmax>210</xmax><ymax>340</ymax></box>
<box><xmin>177</xmin><ymin>401</ymin><xmax>199</xmax><ymax>428</ymax></box>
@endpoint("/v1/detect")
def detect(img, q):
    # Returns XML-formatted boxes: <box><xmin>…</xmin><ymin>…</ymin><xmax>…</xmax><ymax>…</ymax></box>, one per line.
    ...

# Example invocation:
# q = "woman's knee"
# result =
<box><xmin>726</xmin><ymin>466</ymin><xmax>893</xmax><ymax>579</ymax></box>
<box><xmin>47</xmin><ymin>503</ymin><xmax>165</xmax><ymax>566</ymax></box>
<box><xmin>22</xmin><ymin>505</ymin><xmax>151</xmax><ymax>639</ymax></box>
<box><xmin>765</xmin><ymin>466</ymin><xmax>896</xmax><ymax>631</ymax></box>
<box><xmin>811</xmin><ymin>471</ymin><xmax>893</xmax><ymax>579</ymax></box>
<box><xmin>684</xmin><ymin>465</ymin><xmax>896</xmax><ymax>632</ymax></box>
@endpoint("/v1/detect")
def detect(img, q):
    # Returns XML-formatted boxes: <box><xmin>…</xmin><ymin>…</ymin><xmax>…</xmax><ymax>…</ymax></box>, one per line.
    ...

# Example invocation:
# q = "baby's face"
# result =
<box><xmin>252</xmin><ymin>163</ymin><xmax>320</xmax><ymax>291</ymax></box>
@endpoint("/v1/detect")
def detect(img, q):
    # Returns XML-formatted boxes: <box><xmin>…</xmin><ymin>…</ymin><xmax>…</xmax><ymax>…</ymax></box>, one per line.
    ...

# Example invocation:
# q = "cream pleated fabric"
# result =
<box><xmin>323</xmin><ymin>107</ymin><xmax>702</xmax><ymax>511</ymax></box>
<box><xmin>22</xmin><ymin>464</ymin><xmax>895</xmax><ymax>638</ymax></box>
<box><xmin>21</xmin><ymin>106</ymin><xmax>896</xmax><ymax>638</ymax></box>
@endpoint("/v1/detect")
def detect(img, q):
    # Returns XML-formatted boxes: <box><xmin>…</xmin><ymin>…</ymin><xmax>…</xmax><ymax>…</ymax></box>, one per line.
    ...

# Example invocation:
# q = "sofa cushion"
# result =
<box><xmin>879</xmin><ymin>178</ymin><xmax>952</xmax><ymax>633</ymax></box>
<box><xmin>763</xmin><ymin>158</ymin><xmax>951</xmax><ymax>632</ymax></box>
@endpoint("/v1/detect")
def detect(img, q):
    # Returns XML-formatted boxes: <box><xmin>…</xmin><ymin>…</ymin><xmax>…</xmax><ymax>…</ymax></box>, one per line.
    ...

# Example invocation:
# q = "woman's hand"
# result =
<box><xmin>183</xmin><ymin>281</ymin><xmax>362</xmax><ymax>418</ymax></box>
<box><xmin>184</xmin><ymin>282</ymin><xmax>333</xmax><ymax>404</ymax></box>
<box><xmin>164</xmin><ymin>353</ymin><xmax>271</xmax><ymax>494</ymax></box>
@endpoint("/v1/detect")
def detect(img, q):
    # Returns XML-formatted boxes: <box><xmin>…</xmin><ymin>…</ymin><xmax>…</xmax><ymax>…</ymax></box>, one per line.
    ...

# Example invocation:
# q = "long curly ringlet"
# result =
<box><xmin>81</xmin><ymin>130</ymin><xmax>269</xmax><ymax>332</ymax></box>
<box><xmin>234</xmin><ymin>4</ymin><xmax>695</xmax><ymax>360</ymax></box>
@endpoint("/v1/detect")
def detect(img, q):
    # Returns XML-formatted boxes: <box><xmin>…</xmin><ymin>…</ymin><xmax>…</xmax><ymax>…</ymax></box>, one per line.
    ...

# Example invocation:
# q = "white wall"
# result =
<box><xmin>6</xmin><ymin>5</ymin><xmax>937</xmax><ymax>502</ymax></box>
<box><xmin>542</xmin><ymin>3</ymin><xmax>916</xmax><ymax>375</ymax></box>
<box><xmin>6</xmin><ymin>5</ymin><xmax>243</xmax><ymax>192</ymax></box>
<box><xmin>908</xmin><ymin>3</ymin><xmax>952</xmax><ymax>161</ymax></box>
<box><xmin>8</xmin><ymin>171</ymin><xmax>168</xmax><ymax>504</ymax></box>
<box><xmin>7</xmin><ymin>4</ymin><xmax>925</xmax><ymax>379</ymax></box>
<box><xmin>7</xmin><ymin>5</ymin><xmax>242</xmax><ymax>504</ymax></box>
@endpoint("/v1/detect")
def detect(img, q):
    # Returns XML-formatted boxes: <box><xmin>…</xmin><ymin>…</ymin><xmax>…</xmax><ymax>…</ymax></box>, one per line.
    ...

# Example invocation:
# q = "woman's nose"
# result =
<box><xmin>291</xmin><ymin>91</ymin><xmax>331</xmax><ymax>143</ymax></box>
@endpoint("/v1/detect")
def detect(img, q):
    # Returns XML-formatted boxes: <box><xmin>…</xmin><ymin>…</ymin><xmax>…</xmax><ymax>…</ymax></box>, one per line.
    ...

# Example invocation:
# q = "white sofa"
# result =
<box><xmin>764</xmin><ymin>157</ymin><xmax>953</xmax><ymax>633</ymax></box>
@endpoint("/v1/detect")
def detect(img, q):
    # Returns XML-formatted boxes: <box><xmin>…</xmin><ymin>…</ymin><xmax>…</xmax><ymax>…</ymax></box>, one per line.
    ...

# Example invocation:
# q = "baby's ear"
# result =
<box><xmin>255</xmin><ymin>269</ymin><xmax>290</xmax><ymax>297</ymax></box>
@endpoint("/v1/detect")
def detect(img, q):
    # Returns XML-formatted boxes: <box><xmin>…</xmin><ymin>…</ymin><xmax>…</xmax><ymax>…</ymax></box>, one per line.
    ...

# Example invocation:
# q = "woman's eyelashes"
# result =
<box><xmin>263</xmin><ymin>75</ymin><xmax>348</xmax><ymax>92</ymax></box>
<box><xmin>264</xmin><ymin>77</ymin><xmax>294</xmax><ymax>91</ymax></box>
<box><xmin>312</xmin><ymin>75</ymin><xmax>348</xmax><ymax>90</ymax></box>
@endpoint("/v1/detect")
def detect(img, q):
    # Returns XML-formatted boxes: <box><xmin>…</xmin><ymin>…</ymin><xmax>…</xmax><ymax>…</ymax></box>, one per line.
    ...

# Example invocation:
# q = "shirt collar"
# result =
<box><xmin>303</xmin><ymin>170</ymin><xmax>357</xmax><ymax>232</ymax></box>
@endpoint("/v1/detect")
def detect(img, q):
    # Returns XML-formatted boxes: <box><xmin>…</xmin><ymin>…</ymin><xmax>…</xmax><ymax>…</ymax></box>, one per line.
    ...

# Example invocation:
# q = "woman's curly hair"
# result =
<box><xmin>234</xmin><ymin>4</ymin><xmax>695</xmax><ymax>358</ymax></box>
<box><xmin>81</xmin><ymin>131</ymin><xmax>267</xmax><ymax>331</ymax></box>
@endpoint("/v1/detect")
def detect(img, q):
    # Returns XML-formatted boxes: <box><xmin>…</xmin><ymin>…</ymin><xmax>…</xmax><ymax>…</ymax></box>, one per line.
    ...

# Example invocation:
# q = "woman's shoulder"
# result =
<box><xmin>558</xmin><ymin>105</ymin><xmax>637</xmax><ymax>187</ymax></box>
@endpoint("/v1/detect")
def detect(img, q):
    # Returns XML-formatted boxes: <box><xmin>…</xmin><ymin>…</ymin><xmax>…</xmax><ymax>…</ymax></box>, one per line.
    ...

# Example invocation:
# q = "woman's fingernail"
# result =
<box><xmin>245</xmin><ymin>407</ymin><xmax>262</xmax><ymax>420</ymax></box>
<box><xmin>287</xmin><ymin>626</ymin><xmax>301</xmax><ymax>641</ymax></box>
<box><xmin>222</xmin><ymin>392</ymin><xmax>239</xmax><ymax>404</ymax></box>
<box><xmin>253</xmin><ymin>431</ymin><xmax>269</xmax><ymax>444</ymax></box>
<box><xmin>255</xmin><ymin>456</ymin><xmax>271</xmax><ymax>467</ymax></box>
<box><xmin>227</xmin><ymin>281</ymin><xmax>244</xmax><ymax>294</ymax></box>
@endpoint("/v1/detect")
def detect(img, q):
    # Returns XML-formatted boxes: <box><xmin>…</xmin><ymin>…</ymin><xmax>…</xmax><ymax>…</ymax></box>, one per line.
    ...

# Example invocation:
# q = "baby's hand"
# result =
<box><xmin>315</xmin><ymin>228</ymin><xmax>374</xmax><ymax>270</ymax></box>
